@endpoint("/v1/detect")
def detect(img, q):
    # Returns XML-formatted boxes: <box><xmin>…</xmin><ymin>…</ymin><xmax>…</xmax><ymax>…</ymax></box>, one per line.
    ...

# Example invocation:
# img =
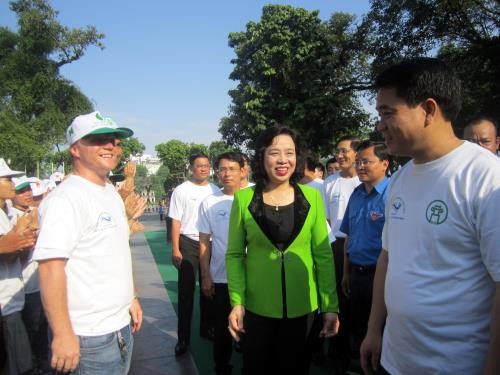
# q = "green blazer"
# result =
<box><xmin>226</xmin><ymin>183</ymin><xmax>338</xmax><ymax>318</ymax></box>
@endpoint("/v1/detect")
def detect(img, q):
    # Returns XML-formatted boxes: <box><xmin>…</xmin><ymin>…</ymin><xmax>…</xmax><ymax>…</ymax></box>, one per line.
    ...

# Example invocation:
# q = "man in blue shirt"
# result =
<box><xmin>340</xmin><ymin>140</ymin><xmax>390</xmax><ymax>360</ymax></box>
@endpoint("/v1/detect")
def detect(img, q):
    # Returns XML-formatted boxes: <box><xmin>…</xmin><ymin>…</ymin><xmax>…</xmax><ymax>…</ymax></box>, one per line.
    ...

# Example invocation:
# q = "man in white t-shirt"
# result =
<box><xmin>169</xmin><ymin>153</ymin><xmax>219</xmax><ymax>356</ymax></box>
<box><xmin>321</xmin><ymin>136</ymin><xmax>361</xmax><ymax>372</ymax></box>
<box><xmin>198</xmin><ymin>152</ymin><xmax>243</xmax><ymax>374</ymax></box>
<box><xmin>0</xmin><ymin>159</ymin><xmax>37</xmax><ymax>375</ymax></box>
<box><xmin>34</xmin><ymin>111</ymin><xmax>143</xmax><ymax>374</ymax></box>
<box><xmin>361</xmin><ymin>58</ymin><xmax>500</xmax><ymax>375</ymax></box>
<box><xmin>300</xmin><ymin>150</ymin><xmax>324</xmax><ymax>191</ymax></box>
<box><xmin>8</xmin><ymin>176</ymin><xmax>50</xmax><ymax>373</ymax></box>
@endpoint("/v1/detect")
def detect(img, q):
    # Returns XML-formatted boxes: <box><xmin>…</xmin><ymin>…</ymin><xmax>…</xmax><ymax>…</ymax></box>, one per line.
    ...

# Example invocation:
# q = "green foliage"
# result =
<box><xmin>0</xmin><ymin>0</ymin><xmax>104</xmax><ymax>174</ymax></box>
<box><xmin>221</xmin><ymin>5</ymin><xmax>372</xmax><ymax>155</ymax></box>
<box><xmin>366</xmin><ymin>0</ymin><xmax>500</xmax><ymax>133</ymax></box>
<box><xmin>208</xmin><ymin>140</ymin><xmax>239</xmax><ymax>165</ymax></box>
<box><xmin>120</xmin><ymin>137</ymin><xmax>145</xmax><ymax>160</ymax></box>
<box><xmin>155</xmin><ymin>140</ymin><xmax>190</xmax><ymax>176</ymax></box>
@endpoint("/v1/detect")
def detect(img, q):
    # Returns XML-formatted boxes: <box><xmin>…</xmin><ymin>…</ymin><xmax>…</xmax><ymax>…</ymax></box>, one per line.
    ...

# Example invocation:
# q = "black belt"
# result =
<box><xmin>350</xmin><ymin>263</ymin><xmax>376</xmax><ymax>274</ymax></box>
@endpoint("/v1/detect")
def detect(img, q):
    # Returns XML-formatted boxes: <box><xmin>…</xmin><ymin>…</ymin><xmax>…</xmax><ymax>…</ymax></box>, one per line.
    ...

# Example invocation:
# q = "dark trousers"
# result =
<box><xmin>213</xmin><ymin>283</ymin><xmax>232</xmax><ymax>375</ymax></box>
<box><xmin>241</xmin><ymin>310</ymin><xmax>313</xmax><ymax>375</ymax></box>
<box><xmin>329</xmin><ymin>238</ymin><xmax>351</xmax><ymax>362</ymax></box>
<box><xmin>2</xmin><ymin>311</ymin><xmax>33</xmax><ymax>375</ymax></box>
<box><xmin>177</xmin><ymin>235</ymin><xmax>214</xmax><ymax>343</ymax></box>
<box><xmin>349</xmin><ymin>263</ymin><xmax>376</xmax><ymax>355</ymax></box>
<box><xmin>22</xmin><ymin>291</ymin><xmax>50</xmax><ymax>372</ymax></box>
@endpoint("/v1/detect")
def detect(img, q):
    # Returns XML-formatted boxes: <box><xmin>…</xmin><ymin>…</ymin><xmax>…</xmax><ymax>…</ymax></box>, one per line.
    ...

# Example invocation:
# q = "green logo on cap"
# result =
<box><xmin>95</xmin><ymin>112</ymin><xmax>104</xmax><ymax>120</ymax></box>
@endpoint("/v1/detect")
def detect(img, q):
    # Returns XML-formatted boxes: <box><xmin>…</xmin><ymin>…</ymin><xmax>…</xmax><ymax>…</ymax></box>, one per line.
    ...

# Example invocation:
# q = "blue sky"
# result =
<box><xmin>1</xmin><ymin>0</ymin><xmax>371</xmax><ymax>154</ymax></box>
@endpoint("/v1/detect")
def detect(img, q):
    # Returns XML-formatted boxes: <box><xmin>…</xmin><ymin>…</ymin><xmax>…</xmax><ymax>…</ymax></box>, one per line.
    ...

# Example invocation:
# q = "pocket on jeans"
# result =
<box><xmin>79</xmin><ymin>332</ymin><xmax>115</xmax><ymax>352</ymax></box>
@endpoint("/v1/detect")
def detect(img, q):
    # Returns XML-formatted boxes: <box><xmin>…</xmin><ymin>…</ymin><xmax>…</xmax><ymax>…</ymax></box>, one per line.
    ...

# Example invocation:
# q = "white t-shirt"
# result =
<box><xmin>305</xmin><ymin>179</ymin><xmax>335</xmax><ymax>243</ymax></box>
<box><xmin>305</xmin><ymin>178</ymin><xmax>324</xmax><ymax>191</ymax></box>
<box><xmin>381</xmin><ymin>142</ymin><xmax>500</xmax><ymax>374</ymax></box>
<box><xmin>168</xmin><ymin>180</ymin><xmax>219</xmax><ymax>241</ymax></box>
<box><xmin>0</xmin><ymin>209</ymin><xmax>25</xmax><ymax>316</ymax></box>
<box><xmin>8</xmin><ymin>206</ymin><xmax>39</xmax><ymax>294</ymax></box>
<box><xmin>34</xmin><ymin>175</ymin><xmax>134</xmax><ymax>336</ymax></box>
<box><xmin>322</xmin><ymin>172</ymin><xmax>360</xmax><ymax>238</ymax></box>
<box><xmin>197</xmin><ymin>190</ymin><xmax>233</xmax><ymax>283</ymax></box>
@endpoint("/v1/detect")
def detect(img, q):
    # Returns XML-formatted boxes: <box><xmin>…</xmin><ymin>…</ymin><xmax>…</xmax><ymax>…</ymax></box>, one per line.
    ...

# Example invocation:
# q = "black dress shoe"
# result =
<box><xmin>175</xmin><ymin>341</ymin><xmax>188</xmax><ymax>356</ymax></box>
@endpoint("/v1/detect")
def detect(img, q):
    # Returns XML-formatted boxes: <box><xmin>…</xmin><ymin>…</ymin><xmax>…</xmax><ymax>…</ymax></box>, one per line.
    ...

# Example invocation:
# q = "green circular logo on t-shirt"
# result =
<box><xmin>426</xmin><ymin>200</ymin><xmax>448</xmax><ymax>225</ymax></box>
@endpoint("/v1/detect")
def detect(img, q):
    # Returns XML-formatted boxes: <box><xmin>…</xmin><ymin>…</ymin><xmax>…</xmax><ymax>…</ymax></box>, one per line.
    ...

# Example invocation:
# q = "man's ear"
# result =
<box><xmin>422</xmin><ymin>98</ymin><xmax>438</xmax><ymax>127</ymax></box>
<box><xmin>69</xmin><ymin>144</ymin><xmax>79</xmax><ymax>159</ymax></box>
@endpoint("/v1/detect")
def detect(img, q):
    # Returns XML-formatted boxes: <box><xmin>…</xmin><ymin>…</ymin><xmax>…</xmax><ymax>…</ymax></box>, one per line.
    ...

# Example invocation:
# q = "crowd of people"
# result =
<box><xmin>0</xmin><ymin>57</ymin><xmax>498</xmax><ymax>375</ymax></box>
<box><xmin>168</xmin><ymin>57</ymin><xmax>499</xmax><ymax>375</ymax></box>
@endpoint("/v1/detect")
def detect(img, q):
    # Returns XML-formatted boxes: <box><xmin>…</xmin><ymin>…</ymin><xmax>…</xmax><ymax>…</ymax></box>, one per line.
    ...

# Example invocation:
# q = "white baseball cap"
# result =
<box><xmin>66</xmin><ymin>111</ymin><xmax>134</xmax><ymax>145</ymax></box>
<box><xmin>0</xmin><ymin>158</ymin><xmax>24</xmax><ymax>178</ymax></box>
<box><xmin>49</xmin><ymin>171</ymin><xmax>65</xmax><ymax>183</ymax></box>
<box><xmin>30</xmin><ymin>178</ymin><xmax>47</xmax><ymax>197</ymax></box>
<box><xmin>12</xmin><ymin>176</ymin><xmax>32</xmax><ymax>191</ymax></box>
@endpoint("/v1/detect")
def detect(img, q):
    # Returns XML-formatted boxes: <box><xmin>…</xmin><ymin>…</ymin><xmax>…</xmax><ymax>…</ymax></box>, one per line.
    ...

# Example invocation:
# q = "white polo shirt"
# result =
<box><xmin>197</xmin><ymin>190</ymin><xmax>233</xmax><ymax>283</ymax></box>
<box><xmin>168</xmin><ymin>180</ymin><xmax>219</xmax><ymax>241</ymax></box>
<box><xmin>322</xmin><ymin>172</ymin><xmax>360</xmax><ymax>238</ymax></box>
<box><xmin>8</xmin><ymin>206</ymin><xmax>39</xmax><ymax>294</ymax></box>
<box><xmin>0</xmin><ymin>209</ymin><xmax>25</xmax><ymax>316</ymax></box>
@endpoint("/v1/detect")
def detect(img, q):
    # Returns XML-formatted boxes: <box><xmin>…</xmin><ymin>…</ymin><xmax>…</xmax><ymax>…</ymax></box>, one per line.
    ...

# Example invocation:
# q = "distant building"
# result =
<box><xmin>130</xmin><ymin>154</ymin><xmax>161</xmax><ymax>175</ymax></box>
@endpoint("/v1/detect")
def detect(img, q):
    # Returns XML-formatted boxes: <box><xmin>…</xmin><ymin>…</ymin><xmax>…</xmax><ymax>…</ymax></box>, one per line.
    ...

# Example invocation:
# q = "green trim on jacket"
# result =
<box><xmin>226</xmin><ymin>184</ymin><xmax>339</xmax><ymax>318</ymax></box>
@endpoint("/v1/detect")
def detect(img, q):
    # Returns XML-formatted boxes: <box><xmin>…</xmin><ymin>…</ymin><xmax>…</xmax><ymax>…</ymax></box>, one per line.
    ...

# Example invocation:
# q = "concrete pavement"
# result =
<box><xmin>129</xmin><ymin>213</ymin><xmax>199</xmax><ymax>375</ymax></box>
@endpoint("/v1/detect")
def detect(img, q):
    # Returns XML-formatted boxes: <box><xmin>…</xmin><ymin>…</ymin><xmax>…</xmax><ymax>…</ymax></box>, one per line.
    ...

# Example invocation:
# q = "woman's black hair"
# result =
<box><xmin>251</xmin><ymin>126</ymin><xmax>303</xmax><ymax>186</ymax></box>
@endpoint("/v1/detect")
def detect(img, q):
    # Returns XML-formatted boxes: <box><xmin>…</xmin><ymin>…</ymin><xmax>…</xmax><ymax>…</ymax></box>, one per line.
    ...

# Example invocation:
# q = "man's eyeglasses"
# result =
<box><xmin>354</xmin><ymin>159</ymin><xmax>377</xmax><ymax>168</ymax></box>
<box><xmin>217</xmin><ymin>167</ymin><xmax>240</xmax><ymax>174</ymax></box>
<box><xmin>335</xmin><ymin>148</ymin><xmax>352</xmax><ymax>156</ymax></box>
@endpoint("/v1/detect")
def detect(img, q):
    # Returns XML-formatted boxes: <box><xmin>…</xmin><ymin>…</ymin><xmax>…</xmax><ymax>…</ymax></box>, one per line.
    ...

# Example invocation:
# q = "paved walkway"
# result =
<box><xmin>129</xmin><ymin>213</ymin><xmax>199</xmax><ymax>375</ymax></box>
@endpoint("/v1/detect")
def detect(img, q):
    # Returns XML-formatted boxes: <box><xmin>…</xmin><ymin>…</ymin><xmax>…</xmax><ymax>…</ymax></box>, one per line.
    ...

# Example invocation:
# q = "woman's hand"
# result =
<box><xmin>320</xmin><ymin>312</ymin><xmax>339</xmax><ymax>338</ymax></box>
<box><xmin>228</xmin><ymin>305</ymin><xmax>246</xmax><ymax>342</ymax></box>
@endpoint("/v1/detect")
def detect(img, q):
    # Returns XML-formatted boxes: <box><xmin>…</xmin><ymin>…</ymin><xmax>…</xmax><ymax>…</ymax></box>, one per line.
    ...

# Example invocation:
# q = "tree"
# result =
<box><xmin>0</xmin><ymin>0</ymin><xmax>104</xmax><ymax>173</ymax></box>
<box><xmin>155</xmin><ymin>139</ymin><xmax>190</xmax><ymax>177</ymax></box>
<box><xmin>220</xmin><ymin>5</ymin><xmax>373</xmax><ymax>155</ymax></box>
<box><xmin>208</xmin><ymin>140</ymin><xmax>239</xmax><ymax>164</ymax></box>
<box><xmin>120</xmin><ymin>137</ymin><xmax>145</xmax><ymax>161</ymax></box>
<box><xmin>365</xmin><ymin>0</ymin><xmax>500</xmax><ymax>133</ymax></box>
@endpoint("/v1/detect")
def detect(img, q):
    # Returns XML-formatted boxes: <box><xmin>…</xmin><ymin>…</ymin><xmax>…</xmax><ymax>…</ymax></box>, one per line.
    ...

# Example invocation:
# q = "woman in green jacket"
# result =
<box><xmin>226</xmin><ymin>126</ymin><xmax>339</xmax><ymax>374</ymax></box>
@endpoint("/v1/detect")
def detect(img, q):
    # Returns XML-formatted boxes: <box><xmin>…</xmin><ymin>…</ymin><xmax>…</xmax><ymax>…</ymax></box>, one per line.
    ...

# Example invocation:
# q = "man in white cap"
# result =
<box><xmin>9</xmin><ymin>176</ymin><xmax>50</xmax><ymax>374</ymax></box>
<box><xmin>0</xmin><ymin>159</ymin><xmax>37</xmax><ymax>375</ymax></box>
<box><xmin>34</xmin><ymin>111</ymin><xmax>143</xmax><ymax>374</ymax></box>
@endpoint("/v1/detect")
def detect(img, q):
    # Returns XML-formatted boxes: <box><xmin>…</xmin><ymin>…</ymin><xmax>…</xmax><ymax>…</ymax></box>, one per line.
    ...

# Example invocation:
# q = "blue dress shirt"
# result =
<box><xmin>339</xmin><ymin>177</ymin><xmax>389</xmax><ymax>266</ymax></box>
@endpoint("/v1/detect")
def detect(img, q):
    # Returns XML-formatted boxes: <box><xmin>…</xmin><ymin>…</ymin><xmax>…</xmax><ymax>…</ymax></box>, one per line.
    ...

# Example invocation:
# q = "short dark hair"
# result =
<box><xmin>337</xmin><ymin>136</ymin><xmax>361</xmax><ymax>151</ymax></box>
<box><xmin>464</xmin><ymin>115</ymin><xmax>498</xmax><ymax>136</ymax></box>
<box><xmin>303</xmin><ymin>150</ymin><xmax>318</xmax><ymax>172</ymax></box>
<box><xmin>375</xmin><ymin>57</ymin><xmax>462</xmax><ymax>122</ymax></box>
<box><xmin>214</xmin><ymin>152</ymin><xmax>244</xmax><ymax>170</ymax></box>
<box><xmin>326</xmin><ymin>157</ymin><xmax>337</xmax><ymax>166</ymax></box>
<box><xmin>189</xmin><ymin>153</ymin><xmax>209</xmax><ymax>166</ymax></box>
<box><xmin>314</xmin><ymin>161</ymin><xmax>325</xmax><ymax>175</ymax></box>
<box><xmin>252</xmin><ymin>126</ymin><xmax>303</xmax><ymax>185</ymax></box>
<box><xmin>239</xmin><ymin>152</ymin><xmax>251</xmax><ymax>165</ymax></box>
<box><xmin>356</xmin><ymin>140</ymin><xmax>391</xmax><ymax>164</ymax></box>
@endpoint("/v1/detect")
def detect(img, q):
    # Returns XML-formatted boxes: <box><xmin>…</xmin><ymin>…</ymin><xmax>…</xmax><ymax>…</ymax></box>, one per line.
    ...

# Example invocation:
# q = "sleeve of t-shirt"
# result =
<box><xmin>197</xmin><ymin>198</ymin><xmax>212</xmax><ymax>235</ymax></box>
<box><xmin>476</xmin><ymin>168</ymin><xmax>500</xmax><ymax>282</ymax></box>
<box><xmin>33</xmin><ymin>195</ymin><xmax>83</xmax><ymax>261</ymax></box>
<box><xmin>339</xmin><ymin>196</ymin><xmax>351</xmax><ymax>236</ymax></box>
<box><xmin>168</xmin><ymin>187</ymin><xmax>183</xmax><ymax>220</ymax></box>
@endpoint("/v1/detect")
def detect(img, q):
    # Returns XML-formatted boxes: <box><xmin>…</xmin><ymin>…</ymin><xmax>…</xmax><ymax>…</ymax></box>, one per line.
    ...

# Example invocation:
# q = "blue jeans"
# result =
<box><xmin>72</xmin><ymin>324</ymin><xmax>134</xmax><ymax>375</ymax></box>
